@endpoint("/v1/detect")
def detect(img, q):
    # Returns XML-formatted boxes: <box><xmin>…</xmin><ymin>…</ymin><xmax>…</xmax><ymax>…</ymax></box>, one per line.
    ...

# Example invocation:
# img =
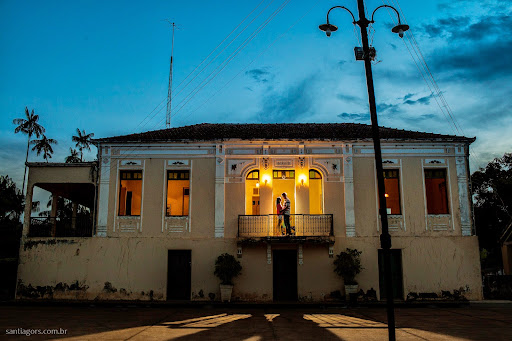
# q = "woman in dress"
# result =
<box><xmin>276</xmin><ymin>197</ymin><xmax>284</xmax><ymax>236</ymax></box>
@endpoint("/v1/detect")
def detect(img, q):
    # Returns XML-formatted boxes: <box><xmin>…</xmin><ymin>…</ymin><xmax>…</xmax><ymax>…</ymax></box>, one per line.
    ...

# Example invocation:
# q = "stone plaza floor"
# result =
<box><xmin>1</xmin><ymin>303</ymin><xmax>511</xmax><ymax>340</ymax></box>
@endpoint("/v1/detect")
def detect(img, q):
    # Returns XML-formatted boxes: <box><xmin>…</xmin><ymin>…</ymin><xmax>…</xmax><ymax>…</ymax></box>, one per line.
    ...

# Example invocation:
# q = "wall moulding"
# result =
<box><xmin>226</xmin><ymin>148</ymin><xmax>263</xmax><ymax>155</ymax></box>
<box><xmin>269</xmin><ymin>148</ymin><xmax>298</xmax><ymax>155</ymax></box>
<box><xmin>227</xmin><ymin>159</ymin><xmax>258</xmax><ymax>177</ymax></box>
<box><xmin>272</xmin><ymin>158</ymin><xmax>294</xmax><ymax>168</ymax></box>
<box><xmin>311</xmin><ymin>158</ymin><xmax>342</xmax><ymax>176</ymax></box>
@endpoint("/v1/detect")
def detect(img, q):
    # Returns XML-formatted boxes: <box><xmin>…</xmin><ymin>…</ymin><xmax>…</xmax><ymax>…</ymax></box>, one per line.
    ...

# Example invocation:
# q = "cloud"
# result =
<box><xmin>402</xmin><ymin>93</ymin><xmax>415</xmax><ymax>101</ymax></box>
<box><xmin>245</xmin><ymin>67</ymin><xmax>273</xmax><ymax>83</ymax></box>
<box><xmin>255</xmin><ymin>74</ymin><xmax>318</xmax><ymax>123</ymax></box>
<box><xmin>336</xmin><ymin>93</ymin><xmax>360</xmax><ymax>103</ymax></box>
<box><xmin>337</xmin><ymin>112</ymin><xmax>370</xmax><ymax>121</ymax></box>
<box><xmin>403</xmin><ymin>94</ymin><xmax>434</xmax><ymax>106</ymax></box>
<box><xmin>377</xmin><ymin>102</ymin><xmax>401</xmax><ymax>115</ymax></box>
<box><xmin>420</xmin><ymin>8</ymin><xmax>512</xmax><ymax>81</ymax></box>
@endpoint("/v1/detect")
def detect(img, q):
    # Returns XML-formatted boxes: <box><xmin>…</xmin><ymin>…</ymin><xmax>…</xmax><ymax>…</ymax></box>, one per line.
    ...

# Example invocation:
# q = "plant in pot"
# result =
<box><xmin>333</xmin><ymin>248</ymin><xmax>363</xmax><ymax>299</ymax></box>
<box><xmin>214</xmin><ymin>253</ymin><xmax>242</xmax><ymax>302</ymax></box>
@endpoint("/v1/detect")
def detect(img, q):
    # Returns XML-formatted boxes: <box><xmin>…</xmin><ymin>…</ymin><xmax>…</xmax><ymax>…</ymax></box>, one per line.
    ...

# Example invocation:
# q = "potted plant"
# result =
<box><xmin>333</xmin><ymin>248</ymin><xmax>363</xmax><ymax>298</ymax></box>
<box><xmin>214</xmin><ymin>253</ymin><xmax>242</xmax><ymax>302</ymax></box>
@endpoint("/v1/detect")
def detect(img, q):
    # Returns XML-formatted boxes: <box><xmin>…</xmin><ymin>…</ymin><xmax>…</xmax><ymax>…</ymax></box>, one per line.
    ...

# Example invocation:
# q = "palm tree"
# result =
<box><xmin>72</xmin><ymin>128</ymin><xmax>94</xmax><ymax>162</ymax></box>
<box><xmin>12</xmin><ymin>107</ymin><xmax>45</xmax><ymax>192</ymax></box>
<box><xmin>30</xmin><ymin>135</ymin><xmax>57</xmax><ymax>162</ymax></box>
<box><xmin>65</xmin><ymin>148</ymin><xmax>81</xmax><ymax>163</ymax></box>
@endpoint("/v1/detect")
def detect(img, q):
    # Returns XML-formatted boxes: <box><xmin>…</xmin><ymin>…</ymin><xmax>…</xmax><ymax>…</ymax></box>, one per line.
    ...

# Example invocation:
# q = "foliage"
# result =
<box><xmin>471</xmin><ymin>152</ymin><xmax>512</xmax><ymax>271</ymax></box>
<box><xmin>30</xmin><ymin>135</ymin><xmax>57</xmax><ymax>162</ymax></box>
<box><xmin>333</xmin><ymin>248</ymin><xmax>363</xmax><ymax>285</ymax></box>
<box><xmin>65</xmin><ymin>148</ymin><xmax>81</xmax><ymax>163</ymax></box>
<box><xmin>72</xmin><ymin>128</ymin><xmax>94</xmax><ymax>162</ymax></box>
<box><xmin>12</xmin><ymin>107</ymin><xmax>45</xmax><ymax>190</ymax></box>
<box><xmin>0</xmin><ymin>175</ymin><xmax>24</xmax><ymax>225</ymax></box>
<box><xmin>214</xmin><ymin>253</ymin><xmax>242</xmax><ymax>285</ymax></box>
<box><xmin>38</xmin><ymin>194</ymin><xmax>91</xmax><ymax>220</ymax></box>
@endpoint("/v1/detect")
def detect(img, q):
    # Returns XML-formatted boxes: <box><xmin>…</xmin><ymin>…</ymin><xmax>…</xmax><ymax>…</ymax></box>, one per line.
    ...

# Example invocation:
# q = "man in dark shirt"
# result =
<box><xmin>282</xmin><ymin>192</ymin><xmax>291</xmax><ymax>235</ymax></box>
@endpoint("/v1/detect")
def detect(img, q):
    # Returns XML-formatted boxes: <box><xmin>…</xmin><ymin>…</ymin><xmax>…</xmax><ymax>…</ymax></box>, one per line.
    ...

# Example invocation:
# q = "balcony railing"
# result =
<box><xmin>28</xmin><ymin>217</ymin><xmax>93</xmax><ymax>237</ymax></box>
<box><xmin>238</xmin><ymin>214</ymin><xmax>333</xmax><ymax>238</ymax></box>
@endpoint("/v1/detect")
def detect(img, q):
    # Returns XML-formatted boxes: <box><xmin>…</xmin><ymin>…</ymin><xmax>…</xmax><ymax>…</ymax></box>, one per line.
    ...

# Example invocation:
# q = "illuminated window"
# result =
<box><xmin>424</xmin><ymin>169</ymin><xmax>449</xmax><ymax>214</ymax></box>
<box><xmin>119</xmin><ymin>170</ymin><xmax>142</xmax><ymax>216</ymax></box>
<box><xmin>246</xmin><ymin>170</ymin><xmax>259</xmax><ymax>180</ymax></box>
<box><xmin>273</xmin><ymin>170</ymin><xmax>295</xmax><ymax>179</ymax></box>
<box><xmin>309</xmin><ymin>170</ymin><xmax>323</xmax><ymax>214</ymax></box>
<box><xmin>382</xmin><ymin>169</ymin><xmax>401</xmax><ymax>215</ymax></box>
<box><xmin>166</xmin><ymin>170</ymin><xmax>190</xmax><ymax>216</ymax></box>
<box><xmin>246</xmin><ymin>170</ymin><xmax>260</xmax><ymax>215</ymax></box>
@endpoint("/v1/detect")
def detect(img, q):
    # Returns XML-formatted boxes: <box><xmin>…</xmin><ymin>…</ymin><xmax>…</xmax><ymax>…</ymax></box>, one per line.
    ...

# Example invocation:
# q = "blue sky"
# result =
<box><xmin>1</xmin><ymin>0</ymin><xmax>511</xmax><ymax>188</ymax></box>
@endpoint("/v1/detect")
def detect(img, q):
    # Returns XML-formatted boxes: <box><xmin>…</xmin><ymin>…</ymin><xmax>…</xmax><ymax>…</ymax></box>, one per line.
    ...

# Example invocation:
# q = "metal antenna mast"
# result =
<box><xmin>165</xmin><ymin>21</ymin><xmax>176</xmax><ymax>129</ymax></box>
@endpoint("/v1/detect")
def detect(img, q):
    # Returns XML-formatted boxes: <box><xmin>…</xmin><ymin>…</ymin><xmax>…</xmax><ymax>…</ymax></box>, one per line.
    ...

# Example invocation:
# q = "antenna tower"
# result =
<box><xmin>166</xmin><ymin>21</ymin><xmax>176</xmax><ymax>128</ymax></box>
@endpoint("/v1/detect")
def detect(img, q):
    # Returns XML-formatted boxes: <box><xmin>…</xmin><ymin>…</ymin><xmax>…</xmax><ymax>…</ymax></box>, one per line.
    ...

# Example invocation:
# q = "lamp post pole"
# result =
<box><xmin>319</xmin><ymin>2</ymin><xmax>410</xmax><ymax>340</ymax></box>
<box><xmin>354</xmin><ymin>1</ymin><xmax>396</xmax><ymax>339</ymax></box>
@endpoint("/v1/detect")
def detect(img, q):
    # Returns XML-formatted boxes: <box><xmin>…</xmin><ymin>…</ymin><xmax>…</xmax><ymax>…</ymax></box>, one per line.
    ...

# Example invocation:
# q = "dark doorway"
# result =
<box><xmin>378</xmin><ymin>249</ymin><xmax>404</xmax><ymax>300</ymax></box>
<box><xmin>167</xmin><ymin>250</ymin><xmax>191</xmax><ymax>300</ymax></box>
<box><xmin>273</xmin><ymin>249</ymin><xmax>297</xmax><ymax>301</ymax></box>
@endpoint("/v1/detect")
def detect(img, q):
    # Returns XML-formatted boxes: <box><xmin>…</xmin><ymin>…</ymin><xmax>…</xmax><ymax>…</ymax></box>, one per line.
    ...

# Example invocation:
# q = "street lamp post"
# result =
<box><xmin>319</xmin><ymin>1</ymin><xmax>409</xmax><ymax>340</ymax></box>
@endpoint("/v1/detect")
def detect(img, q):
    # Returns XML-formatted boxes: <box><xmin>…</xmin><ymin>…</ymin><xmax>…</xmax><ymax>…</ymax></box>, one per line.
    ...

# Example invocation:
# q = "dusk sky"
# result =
<box><xmin>1</xmin><ymin>0</ymin><xmax>511</xmax><ymax>189</ymax></box>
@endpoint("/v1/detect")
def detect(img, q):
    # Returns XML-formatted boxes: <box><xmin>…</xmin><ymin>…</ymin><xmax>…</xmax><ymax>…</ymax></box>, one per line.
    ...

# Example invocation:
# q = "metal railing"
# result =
<box><xmin>238</xmin><ymin>214</ymin><xmax>333</xmax><ymax>238</ymax></box>
<box><xmin>28</xmin><ymin>217</ymin><xmax>93</xmax><ymax>237</ymax></box>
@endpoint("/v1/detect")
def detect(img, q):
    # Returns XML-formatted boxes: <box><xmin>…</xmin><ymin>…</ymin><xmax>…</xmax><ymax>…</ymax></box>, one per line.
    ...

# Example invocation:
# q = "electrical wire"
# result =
<box><xmin>175</xmin><ymin>0</ymin><xmax>322</xmax><ymax>126</ymax></box>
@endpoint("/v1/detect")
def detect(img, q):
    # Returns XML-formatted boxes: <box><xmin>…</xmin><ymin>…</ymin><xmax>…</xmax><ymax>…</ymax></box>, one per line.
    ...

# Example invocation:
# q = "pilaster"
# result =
<box><xmin>215</xmin><ymin>144</ymin><xmax>225</xmax><ymax>238</ymax></box>
<box><xmin>96</xmin><ymin>146</ymin><xmax>110</xmax><ymax>237</ymax></box>
<box><xmin>343</xmin><ymin>144</ymin><xmax>356</xmax><ymax>237</ymax></box>
<box><xmin>456</xmin><ymin>146</ymin><xmax>472</xmax><ymax>236</ymax></box>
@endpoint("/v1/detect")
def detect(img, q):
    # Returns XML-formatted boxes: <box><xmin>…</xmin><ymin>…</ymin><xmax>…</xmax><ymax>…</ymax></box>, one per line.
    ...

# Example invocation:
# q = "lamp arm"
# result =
<box><xmin>370</xmin><ymin>5</ymin><xmax>402</xmax><ymax>24</ymax></box>
<box><xmin>326</xmin><ymin>6</ymin><xmax>356</xmax><ymax>25</ymax></box>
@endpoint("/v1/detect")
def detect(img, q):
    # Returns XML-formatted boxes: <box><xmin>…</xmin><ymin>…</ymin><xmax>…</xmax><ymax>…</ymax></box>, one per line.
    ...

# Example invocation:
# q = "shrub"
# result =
<box><xmin>214</xmin><ymin>253</ymin><xmax>242</xmax><ymax>285</ymax></box>
<box><xmin>333</xmin><ymin>248</ymin><xmax>363</xmax><ymax>285</ymax></box>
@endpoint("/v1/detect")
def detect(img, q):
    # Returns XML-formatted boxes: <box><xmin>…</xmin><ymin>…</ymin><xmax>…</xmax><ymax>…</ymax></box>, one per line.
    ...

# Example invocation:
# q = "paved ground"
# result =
<box><xmin>1</xmin><ymin>304</ymin><xmax>511</xmax><ymax>340</ymax></box>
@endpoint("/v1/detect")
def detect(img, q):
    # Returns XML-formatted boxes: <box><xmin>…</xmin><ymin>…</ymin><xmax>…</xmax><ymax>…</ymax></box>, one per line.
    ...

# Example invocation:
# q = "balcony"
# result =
<box><xmin>238</xmin><ymin>214</ymin><xmax>333</xmax><ymax>243</ymax></box>
<box><xmin>28</xmin><ymin>217</ymin><xmax>93</xmax><ymax>238</ymax></box>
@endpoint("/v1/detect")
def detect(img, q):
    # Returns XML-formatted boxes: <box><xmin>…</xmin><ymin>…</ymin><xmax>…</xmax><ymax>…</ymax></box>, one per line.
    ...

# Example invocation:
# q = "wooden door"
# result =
<box><xmin>167</xmin><ymin>250</ymin><xmax>191</xmax><ymax>300</ymax></box>
<box><xmin>273</xmin><ymin>250</ymin><xmax>297</xmax><ymax>301</ymax></box>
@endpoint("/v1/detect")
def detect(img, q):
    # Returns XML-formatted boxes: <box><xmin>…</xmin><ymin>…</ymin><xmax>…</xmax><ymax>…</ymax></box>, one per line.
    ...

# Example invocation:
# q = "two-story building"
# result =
<box><xmin>16</xmin><ymin>123</ymin><xmax>483</xmax><ymax>301</ymax></box>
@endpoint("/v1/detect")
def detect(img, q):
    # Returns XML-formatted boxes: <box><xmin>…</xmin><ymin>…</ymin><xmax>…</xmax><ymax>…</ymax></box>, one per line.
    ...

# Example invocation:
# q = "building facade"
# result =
<box><xmin>16</xmin><ymin>123</ymin><xmax>483</xmax><ymax>301</ymax></box>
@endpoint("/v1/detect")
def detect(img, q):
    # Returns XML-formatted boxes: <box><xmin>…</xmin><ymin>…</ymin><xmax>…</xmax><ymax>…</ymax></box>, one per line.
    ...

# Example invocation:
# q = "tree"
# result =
<box><xmin>30</xmin><ymin>135</ymin><xmax>57</xmax><ymax>162</ymax></box>
<box><xmin>0</xmin><ymin>175</ymin><xmax>24</xmax><ymax>225</ymax></box>
<box><xmin>72</xmin><ymin>128</ymin><xmax>94</xmax><ymax>162</ymax></box>
<box><xmin>65</xmin><ymin>148</ymin><xmax>81</xmax><ymax>163</ymax></box>
<box><xmin>471</xmin><ymin>153</ymin><xmax>512</xmax><ymax>271</ymax></box>
<box><xmin>12</xmin><ymin>107</ymin><xmax>45</xmax><ymax>193</ymax></box>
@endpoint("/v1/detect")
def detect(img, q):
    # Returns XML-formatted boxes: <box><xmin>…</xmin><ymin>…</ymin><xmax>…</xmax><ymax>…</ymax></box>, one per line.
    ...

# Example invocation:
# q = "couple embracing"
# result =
<box><xmin>276</xmin><ymin>192</ymin><xmax>291</xmax><ymax>235</ymax></box>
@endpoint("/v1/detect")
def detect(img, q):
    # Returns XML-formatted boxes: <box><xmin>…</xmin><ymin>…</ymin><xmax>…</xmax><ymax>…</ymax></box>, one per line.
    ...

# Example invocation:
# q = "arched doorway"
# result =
<box><xmin>245</xmin><ymin>170</ymin><xmax>260</xmax><ymax>215</ymax></box>
<box><xmin>309</xmin><ymin>169</ymin><xmax>323</xmax><ymax>214</ymax></box>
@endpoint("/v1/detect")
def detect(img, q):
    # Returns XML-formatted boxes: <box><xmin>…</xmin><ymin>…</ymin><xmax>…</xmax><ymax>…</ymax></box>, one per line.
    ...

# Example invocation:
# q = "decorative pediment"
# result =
<box><xmin>167</xmin><ymin>159</ymin><xmax>189</xmax><ymax>167</ymax></box>
<box><xmin>121</xmin><ymin>160</ymin><xmax>142</xmax><ymax>166</ymax></box>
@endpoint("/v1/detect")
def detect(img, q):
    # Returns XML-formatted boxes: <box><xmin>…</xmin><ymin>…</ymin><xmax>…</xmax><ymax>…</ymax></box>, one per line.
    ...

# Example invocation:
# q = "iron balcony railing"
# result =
<box><xmin>238</xmin><ymin>214</ymin><xmax>333</xmax><ymax>238</ymax></box>
<box><xmin>28</xmin><ymin>217</ymin><xmax>93</xmax><ymax>237</ymax></box>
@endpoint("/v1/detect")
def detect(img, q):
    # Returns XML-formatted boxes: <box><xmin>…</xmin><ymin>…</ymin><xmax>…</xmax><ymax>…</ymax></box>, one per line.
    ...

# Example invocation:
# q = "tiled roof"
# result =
<box><xmin>94</xmin><ymin>123</ymin><xmax>475</xmax><ymax>143</ymax></box>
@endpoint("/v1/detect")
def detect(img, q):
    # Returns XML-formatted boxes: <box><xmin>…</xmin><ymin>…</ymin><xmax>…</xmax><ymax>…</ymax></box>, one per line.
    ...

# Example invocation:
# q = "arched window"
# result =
<box><xmin>246</xmin><ymin>170</ymin><xmax>259</xmax><ymax>180</ymax></box>
<box><xmin>245</xmin><ymin>170</ymin><xmax>260</xmax><ymax>215</ymax></box>
<box><xmin>309</xmin><ymin>169</ymin><xmax>323</xmax><ymax>214</ymax></box>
